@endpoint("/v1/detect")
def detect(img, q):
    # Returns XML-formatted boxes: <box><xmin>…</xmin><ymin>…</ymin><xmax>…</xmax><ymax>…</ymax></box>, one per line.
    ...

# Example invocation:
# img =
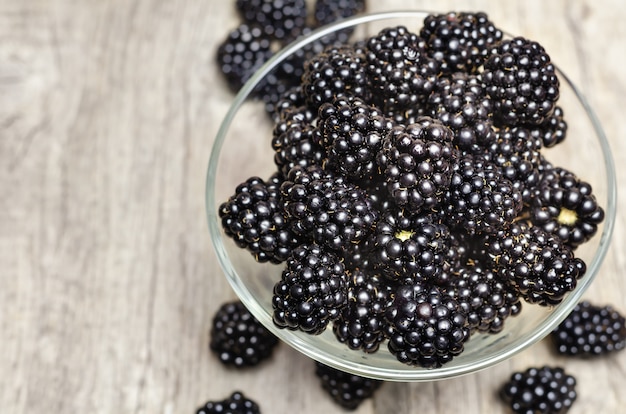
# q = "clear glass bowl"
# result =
<box><xmin>206</xmin><ymin>11</ymin><xmax>617</xmax><ymax>381</ymax></box>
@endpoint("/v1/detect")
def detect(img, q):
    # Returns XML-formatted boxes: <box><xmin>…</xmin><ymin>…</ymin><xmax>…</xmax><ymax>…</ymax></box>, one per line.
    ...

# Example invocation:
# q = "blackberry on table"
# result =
<box><xmin>500</xmin><ymin>366</ymin><xmax>577</xmax><ymax>414</ymax></box>
<box><xmin>272</xmin><ymin>243</ymin><xmax>348</xmax><ymax>334</ymax></box>
<box><xmin>210</xmin><ymin>300</ymin><xmax>279</xmax><ymax>368</ymax></box>
<box><xmin>315</xmin><ymin>361</ymin><xmax>383</xmax><ymax>410</ymax></box>
<box><xmin>235</xmin><ymin>0</ymin><xmax>308</xmax><ymax>40</ymax></box>
<box><xmin>420</xmin><ymin>11</ymin><xmax>503</xmax><ymax>74</ymax></box>
<box><xmin>482</xmin><ymin>36</ymin><xmax>560</xmax><ymax>126</ymax></box>
<box><xmin>385</xmin><ymin>283</ymin><xmax>470</xmax><ymax>368</ymax></box>
<box><xmin>551</xmin><ymin>300</ymin><xmax>626</xmax><ymax>357</ymax></box>
<box><xmin>196</xmin><ymin>391</ymin><xmax>261</xmax><ymax>414</ymax></box>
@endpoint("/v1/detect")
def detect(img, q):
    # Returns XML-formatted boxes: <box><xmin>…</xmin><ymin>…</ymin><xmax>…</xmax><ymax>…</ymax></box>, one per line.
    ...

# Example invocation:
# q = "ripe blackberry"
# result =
<box><xmin>484</xmin><ymin>221</ymin><xmax>586</xmax><ymax>306</ymax></box>
<box><xmin>272</xmin><ymin>243</ymin><xmax>348</xmax><ymax>334</ymax></box>
<box><xmin>529</xmin><ymin>166</ymin><xmax>604</xmax><ymax>249</ymax></box>
<box><xmin>301</xmin><ymin>45</ymin><xmax>372</xmax><ymax>111</ymax></box>
<box><xmin>219</xmin><ymin>175</ymin><xmax>300</xmax><ymax>264</ymax></box>
<box><xmin>332</xmin><ymin>270</ymin><xmax>392</xmax><ymax>353</ymax></box>
<box><xmin>216</xmin><ymin>23</ymin><xmax>273</xmax><ymax>93</ymax></box>
<box><xmin>376</xmin><ymin>117</ymin><xmax>458</xmax><ymax>213</ymax></box>
<box><xmin>365</xmin><ymin>26</ymin><xmax>439</xmax><ymax>112</ymax></box>
<box><xmin>196</xmin><ymin>391</ymin><xmax>261</xmax><ymax>414</ymax></box>
<box><xmin>445</xmin><ymin>260</ymin><xmax>522</xmax><ymax>333</ymax></box>
<box><xmin>317</xmin><ymin>96</ymin><xmax>394</xmax><ymax>182</ymax></box>
<box><xmin>370</xmin><ymin>208</ymin><xmax>451</xmax><ymax>283</ymax></box>
<box><xmin>313</xmin><ymin>0</ymin><xmax>366</xmax><ymax>27</ymax></box>
<box><xmin>482</xmin><ymin>37</ymin><xmax>560</xmax><ymax>126</ymax></box>
<box><xmin>385</xmin><ymin>283</ymin><xmax>470</xmax><ymax>368</ymax></box>
<box><xmin>235</xmin><ymin>0</ymin><xmax>307</xmax><ymax>40</ymax></box>
<box><xmin>551</xmin><ymin>300</ymin><xmax>626</xmax><ymax>357</ymax></box>
<box><xmin>441</xmin><ymin>154</ymin><xmax>523</xmax><ymax>235</ymax></box>
<box><xmin>420</xmin><ymin>11</ymin><xmax>503</xmax><ymax>74</ymax></box>
<box><xmin>529</xmin><ymin>105</ymin><xmax>567</xmax><ymax>148</ymax></box>
<box><xmin>270</xmin><ymin>85</ymin><xmax>306</xmax><ymax>122</ymax></box>
<box><xmin>427</xmin><ymin>72</ymin><xmax>496</xmax><ymax>153</ymax></box>
<box><xmin>314</xmin><ymin>361</ymin><xmax>383</xmax><ymax>410</ymax></box>
<box><xmin>500</xmin><ymin>366</ymin><xmax>577</xmax><ymax>414</ymax></box>
<box><xmin>209</xmin><ymin>300</ymin><xmax>278</xmax><ymax>367</ymax></box>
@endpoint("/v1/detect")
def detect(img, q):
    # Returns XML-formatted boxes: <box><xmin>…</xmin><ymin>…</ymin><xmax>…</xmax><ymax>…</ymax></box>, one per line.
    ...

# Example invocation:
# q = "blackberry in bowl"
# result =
<box><xmin>206</xmin><ymin>11</ymin><xmax>616</xmax><ymax>381</ymax></box>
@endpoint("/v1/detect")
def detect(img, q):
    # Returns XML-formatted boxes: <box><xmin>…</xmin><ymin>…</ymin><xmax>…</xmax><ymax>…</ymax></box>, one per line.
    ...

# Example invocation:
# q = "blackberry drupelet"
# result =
<box><xmin>235</xmin><ymin>0</ymin><xmax>307</xmax><ymax>40</ymax></box>
<box><xmin>482</xmin><ymin>36</ymin><xmax>560</xmax><ymax>126</ymax></box>
<box><xmin>376</xmin><ymin>117</ymin><xmax>458</xmax><ymax>213</ymax></box>
<box><xmin>196</xmin><ymin>391</ymin><xmax>261</xmax><ymax>414</ymax></box>
<box><xmin>317</xmin><ymin>96</ymin><xmax>394</xmax><ymax>182</ymax></box>
<box><xmin>500</xmin><ymin>366</ymin><xmax>577</xmax><ymax>414</ymax></box>
<box><xmin>441</xmin><ymin>154</ymin><xmax>523</xmax><ymax>235</ymax></box>
<box><xmin>365</xmin><ymin>25</ymin><xmax>439</xmax><ymax>112</ymax></box>
<box><xmin>313</xmin><ymin>0</ymin><xmax>366</xmax><ymax>27</ymax></box>
<box><xmin>216</xmin><ymin>23</ymin><xmax>273</xmax><ymax>93</ymax></box>
<box><xmin>484</xmin><ymin>221</ymin><xmax>586</xmax><ymax>306</ymax></box>
<box><xmin>385</xmin><ymin>283</ymin><xmax>470</xmax><ymax>368</ymax></box>
<box><xmin>551</xmin><ymin>300</ymin><xmax>626</xmax><ymax>357</ymax></box>
<box><xmin>333</xmin><ymin>269</ymin><xmax>393</xmax><ymax>353</ymax></box>
<box><xmin>272</xmin><ymin>243</ymin><xmax>348</xmax><ymax>334</ymax></box>
<box><xmin>219</xmin><ymin>175</ymin><xmax>300</xmax><ymax>263</ymax></box>
<box><xmin>315</xmin><ymin>361</ymin><xmax>383</xmax><ymax>410</ymax></box>
<box><xmin>420</xmin><ymin>11</ymin><xmax>503</xmax><ymax>74</ymax></box>
<box><xmin>209</xmin><ymin>300</ymin><xmax>278</xmax><ymax>368</ymax></box>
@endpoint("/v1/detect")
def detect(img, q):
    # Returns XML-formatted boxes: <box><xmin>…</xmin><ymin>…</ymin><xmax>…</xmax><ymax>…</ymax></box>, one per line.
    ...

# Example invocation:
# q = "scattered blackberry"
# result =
<box><xmin>196</xmin><ymin>391</ymin><xmax>261</xmax><ymax>414</ymax></box>
<box><xmin>209</xmin><ymin>300</ymin><xmax>279</xmax><ymax>367</ymax></box>
<box><xmin>551</xmin><ymin>300</ymin><xmax>626</xmax><ymax>357</ymax></box>
<box><xmin>482</xmin><ymin>36</ymin><xmax>560</xmax><ymax>126</ymax></box>
<box><xmin>484</xmin><ymin>221</ymin><xmax>586</xmax><ymax>306</ymax></box>
<box><xmin>530</xmin><ymin>105</ymin><xmax>568</xmax><ymax>148</ymax></box>
<box><xmin>219</xmin><ymin>176</ymin><xmax>300</xmax><ymax>264</ymax></box>
<box><xmin>441</xmin><ymin>154</ymin><xmax>523</xmax><ymax>235</ymax></box>
<box><xmin>385</xmin><ymin>283</ymin><xmax>470</xmax><ymax>368</ymax></box>
<box><xmin>317</xmin><ymin>96</ymin><xmax>394</xmax><ymax>182</ymax></box>
<box><xmin>313</xmin><ymin>0</ymin><xmax>366</xmax><ymax>27</ymax></box>
<box><xmin>529</xmin><ymin>166</ymin><xmax>604</xmax><ymax>249</ymax></box>
<box><xmin>376</xmin><ymin>117</ymin><xmax>458</xmax><ymax>213</ymax></box>
<box><xmin>216</xmin><ymin>23</ymin><xmax>273</xmax><ymax>93</ymax></box>
<box><xmin>235</xmin><ymin>0</ymin><xmax>308</xmax><ymax>40</ymax></box>
<box><xmin>500</xmin><ymin>366</ymin><xmax>577</xmax><ymax>414</ymax></box>
<box><xmin>427</xmin><ymin>72</ymin><xmax>496</xmax><ymax>153</ymax></box>
<box><xmin>333</xmin><ymin>270</ymin><xmax>392</xmax><ymax>353</ymax></box>
<box><xmin>272</xmin><ymin>243</ymin><xmax>348</xmax><ymax>334</ymax></box>
<box><xmin>420</xmin><ymin>11</ymin><xmax>503</xmax><ymax>74</ymax></box>
<box><xmin>365</xmin><ymin>26</ymin><xmax>439</xmax><ymax>112</ymax></box>
<box><xmin>315</xmin><ymin>361</ymin><xmax>383</xmax><ymax>410</ymax></box>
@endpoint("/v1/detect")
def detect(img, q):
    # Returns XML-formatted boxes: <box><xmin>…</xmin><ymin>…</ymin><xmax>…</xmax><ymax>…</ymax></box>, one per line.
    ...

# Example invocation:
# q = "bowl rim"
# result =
<box><xmin>206</xmin><ymin>10</ymin><xmax>617</xmax><ymax>381</ymax></box>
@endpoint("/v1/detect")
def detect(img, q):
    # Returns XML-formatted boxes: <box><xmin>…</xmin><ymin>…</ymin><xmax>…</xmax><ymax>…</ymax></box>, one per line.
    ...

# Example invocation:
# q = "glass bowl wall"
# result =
<box><xmin>206</xmin><ymin>11</ymin><xmax>616</xmax><ymax>381</ymax></box>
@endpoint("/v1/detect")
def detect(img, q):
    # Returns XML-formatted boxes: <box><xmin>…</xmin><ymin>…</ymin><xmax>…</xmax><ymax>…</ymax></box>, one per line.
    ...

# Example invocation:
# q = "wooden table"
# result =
<box><xmin>2</xmin><ymin>0</ymin><xmax>625</xmax><ymax>412</ymax></box>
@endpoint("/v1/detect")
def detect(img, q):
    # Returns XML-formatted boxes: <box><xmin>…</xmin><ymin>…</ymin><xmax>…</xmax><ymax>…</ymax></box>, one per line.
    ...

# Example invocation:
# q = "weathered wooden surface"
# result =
<box><xmin>2</xmin><ymin>0</ymin><xmax>625</xmax><ymax>412</ymax></box>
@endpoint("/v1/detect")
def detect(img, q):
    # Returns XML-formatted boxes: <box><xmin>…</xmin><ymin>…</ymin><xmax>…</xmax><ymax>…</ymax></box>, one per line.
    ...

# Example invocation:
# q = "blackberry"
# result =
<box><xmin>270</xmin><ymin>85</ymin><xmax>306</xmax><ymax>122</ymax></box>
<box><xmin>529</xmin><ymin>166</ymin><xmax>604</xmax><ymax>249</ymax></box>
<box><xmin>315</xmin><ymin>361</ymin><xmax>383</xmax><ymax>410</ymax></box>
<box><xmin>500</xmin><ymin>366</ymin><xmax>577</xmax><ymax>414</ymax></box>
<box><xmin>219</xmin><ymin>175</ymin><xmax>300</xmax><ymax>264</ymax></box>
<box><xmin>482</xmin><ymin>37</ymin><xmax>560</xmax><ymax>126</ymax></box>
<box><xmin>427</xmin><ymin>72</ymin><xmax>496</xmax><ymax>153</ymax></box>
<box><xmin>551</xmin><ymin>300</ymin><xmax>626</xmax><ymax>357</ymax></box>
<box><xmin>301</xmin><ymin>45</ymin><xmax>372</xmax><ymax>111</ymax></box>
<box><xmin>317</xmin><ymin>96</ymin><xmax>394</xmax><ymax>182</ymax></box>
<box><xmin>196</xmin><ymin>391</ymin><xmax>261</xmax><ymax>414</ymax></box>
<box><xmin>235</xmin><ymin>0</ymin><xmax>307</xmax><ymax>40</ymax></box>
<box><xmin>333</xmin><ymin>270</ymin><xmax>392</xmax><ymax>353</ymax></box>
<box><xmin>385</xmin><ymin>283</ymin><xmax>470</xmax><ymax>368</ymax></box>
<box><xmin>420</xmin><ymin>11</ymin><xmax>503</xmax><ymax>74</ymax></box>
<box><xmin>272</xmin><ymin>243</ymin><xmax>348</xmax><ymax>334</ymax></box>
<box><xmin>365</xmin><ymin>26</ymin><xmax>439</xmax><ymax>112</ymax></box>
<box><xmin>441</xmin><ymin>154</ymin><xmax>523</xmax><ymax>235</ymax></box>
<box><xmin>529</xmin><ymin>105</ymin><xmax>567</xmax><ymax>148</ymax></box>
<box><xmin>376</xmin><ymin>117</ymin><xmax>458</xmax><ymax>213</ymax></box>
<box><xmin>484</xmin><ymin>221</ymin><xmax>586</xmax><ymax>306</ymax></box>
<box><xmin>313</xmin><ymin>0</ymin><xmax>366</xmax><ymax>27</ymax></box>
<box><xmin>209</xmin><ymin>300</ymin><xmax>278</xmax><ymax>367</ymax></box>
<box><xmin>216</xmin><ymin>23</ymin><xmax>273</xmax><ymax>93</ymax></box>
<box><xmin>446</xmin><ymin>260</ymin><xmax>522</xmax><ymax>333</ymax></box>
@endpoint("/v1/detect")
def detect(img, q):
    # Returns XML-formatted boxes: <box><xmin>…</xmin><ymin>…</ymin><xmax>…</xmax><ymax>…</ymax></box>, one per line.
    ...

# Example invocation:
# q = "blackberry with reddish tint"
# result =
<box><xmin>196</xmin><ymin>391</ymin><xmax>261</xmax><ymax>414</ymax></box>
<box><xmin>551</xmin><ymin>300</ymin><xmax>626</xmax><ymax>357</ymax></box>
<box><xmin>235</xmin><ymin>0</ymin><xmax>307</xmax><ymax>40</ymax></box>
<box><xmin>315</xmin><ymin>361</ymin><xmax>383</xmax><ymax>410</ymax></box>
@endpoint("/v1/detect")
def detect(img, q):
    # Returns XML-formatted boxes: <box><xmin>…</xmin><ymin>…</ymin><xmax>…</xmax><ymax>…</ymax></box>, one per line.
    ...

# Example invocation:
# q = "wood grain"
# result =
<box><xmin>1</xmin><ymin>0</ymin><xmax>625</xmax><ymax>413</ymax></box>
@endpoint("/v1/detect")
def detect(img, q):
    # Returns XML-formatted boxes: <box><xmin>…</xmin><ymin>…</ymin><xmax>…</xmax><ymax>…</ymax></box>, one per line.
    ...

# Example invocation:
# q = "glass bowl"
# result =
<box><xmin>206</xmin><ymin>10</ymin><xmax>616</xmax><ymax>381</ymax></box>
